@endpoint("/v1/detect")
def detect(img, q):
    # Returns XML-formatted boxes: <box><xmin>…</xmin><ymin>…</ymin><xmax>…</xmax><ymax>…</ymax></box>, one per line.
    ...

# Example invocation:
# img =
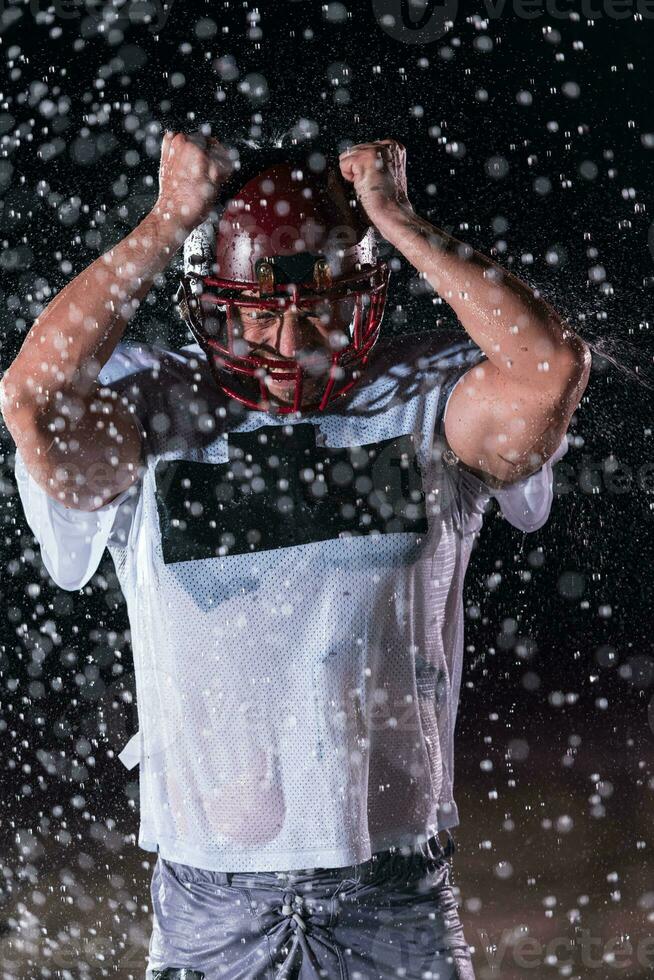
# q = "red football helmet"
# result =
<box><xmin>176</xmin><ymin>143</ymin><xmax>390</xmax><ymax>414</ymax></box>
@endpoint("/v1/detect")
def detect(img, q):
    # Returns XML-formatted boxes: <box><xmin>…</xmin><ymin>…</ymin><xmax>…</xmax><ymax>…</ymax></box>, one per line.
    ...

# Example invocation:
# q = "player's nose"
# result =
<box><xmin>277</xmin><ymin>309</ymin><xmax>325</xmax><ymax>360</ymax></box>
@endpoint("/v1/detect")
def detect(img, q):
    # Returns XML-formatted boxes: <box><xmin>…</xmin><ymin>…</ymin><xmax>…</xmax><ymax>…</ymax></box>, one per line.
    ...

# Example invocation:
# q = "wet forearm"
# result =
<box><xmin>1</xmin><ymin>208</ymin><xmax>184</xmax><ymax>417</ymax></box>
<box><xmin>374</xmin><ymin>205</ymin><xmax>586</xmax><ymax>385</ymax></box>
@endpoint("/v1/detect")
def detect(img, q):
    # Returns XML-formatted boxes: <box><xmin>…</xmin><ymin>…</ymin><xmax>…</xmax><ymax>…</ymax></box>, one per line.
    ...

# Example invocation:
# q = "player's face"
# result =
<box><xmin>233</xmin><ymin>291</ymin><xmax>356</xmax><ymax>406</ymax></box>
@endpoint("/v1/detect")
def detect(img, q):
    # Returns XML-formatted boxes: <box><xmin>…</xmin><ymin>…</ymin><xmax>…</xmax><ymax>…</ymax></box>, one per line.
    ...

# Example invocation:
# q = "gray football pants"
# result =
<box><xmin>146</xmin><ymin>833</ymin><xmax>475</xmax><ymax>979</ymax></box>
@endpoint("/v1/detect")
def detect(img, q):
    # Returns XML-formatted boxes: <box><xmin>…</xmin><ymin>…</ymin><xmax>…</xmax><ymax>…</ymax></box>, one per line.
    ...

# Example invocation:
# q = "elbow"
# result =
<box><xmin>0</xmin><ymin>373</ymin><xmax>51</xmax><ymax>451</ymax></box>
<box><xmin>0</xmin><ymin>371</ymin><xmax>33</xmax><ymax>435</ymax></box>
<box><xmin>0</xmin><ymin>375</ymin><xmax>12</xmax><ymax>426</ymax></box>
<box><xmin>0</xmin><ymin>375</ymin><xmax>23</xmax><ymax>442</ymax></box>
<box><xmin>566</xmin><ymin>332</ymin><xmax>592</xmax><ymax>372</ymax></box>
<box><xmin>568</xmin><ymin>336</ymin><xmax>592</xmax><ymax>399</ymax></box>
<box><xmin>553</xmin><ymin>333</ymin><xmax>592</xmax><ymax>400</ymax></box>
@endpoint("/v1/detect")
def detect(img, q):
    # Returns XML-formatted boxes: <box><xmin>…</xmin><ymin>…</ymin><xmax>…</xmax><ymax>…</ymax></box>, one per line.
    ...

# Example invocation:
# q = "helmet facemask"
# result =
<box><xmin>176</xmin><ymin>154</ymin><xmax>390</xmax><ymax>415</ymax></box>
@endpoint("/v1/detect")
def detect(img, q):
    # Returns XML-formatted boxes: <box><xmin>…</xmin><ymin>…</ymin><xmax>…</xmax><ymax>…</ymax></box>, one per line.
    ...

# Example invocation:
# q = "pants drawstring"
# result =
<box><xmin>274</xmin><ymin>890</ymin><xmax>335</xmax><ymax>979</ymax></box>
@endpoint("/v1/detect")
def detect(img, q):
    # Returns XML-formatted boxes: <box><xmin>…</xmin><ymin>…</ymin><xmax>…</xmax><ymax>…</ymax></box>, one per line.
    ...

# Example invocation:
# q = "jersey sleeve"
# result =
<box><xmin>476</xmin><ymin>434</ymin><xmax>568</xmax><ymax>532</ymax></box>
<box><xmin>13</xmin><ymin>448</ymin><xmax>138</xmax><ymax>591</ymax></box>
<box><xmin>438</xmin><ymin>350</ymin><xmax>570</xmax><ymax>534</ymax></box>
<box><xmin>10</xmin><ymin>342</ymin><xmax>159</xmax><ymax>591</ymax></box>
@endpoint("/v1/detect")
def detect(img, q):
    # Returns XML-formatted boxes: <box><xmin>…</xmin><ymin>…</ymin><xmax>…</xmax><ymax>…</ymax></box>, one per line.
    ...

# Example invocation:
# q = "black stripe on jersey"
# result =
<box><xmin>154</xmin><ymin>424</ymin><xmax>428</xmax><ymax>563</ymax></box>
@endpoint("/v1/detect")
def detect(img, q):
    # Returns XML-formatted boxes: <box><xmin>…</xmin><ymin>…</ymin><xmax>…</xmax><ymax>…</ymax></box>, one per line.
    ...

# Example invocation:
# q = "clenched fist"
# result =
<box><xmin>153</xmin><ymin>131</ymin><xmax>234</xmax><ymax>234</ymax></box>
<box><xmin>339</xmin><ymin>139</ymin><xmax>413</xmax><ymax>226</ymax></box>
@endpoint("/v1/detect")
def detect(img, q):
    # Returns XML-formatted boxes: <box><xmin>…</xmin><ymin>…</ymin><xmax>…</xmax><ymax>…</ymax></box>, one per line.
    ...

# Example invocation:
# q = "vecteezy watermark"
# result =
<box><xmin>476</xmin><ymin>928</ymin><xmax>654</xmax><ymax>972</ymax></box>
<box><xmin>2</xmin><ymin>0</ymin><xmax>176</xmax><ymax>33</ymax></box>
<box><xmin>371</xmin><ymin>0</ymin><xmax>458</xmax><ymax>44</ymax></box>
<box><xmin>369</xmin><ymin>920</ymin><xmax>654</xmax><ymax>975</ymax></box>
<box><xmin>372</xmin><ymin>0</ymin><xmax>654</xmax><ymax>44</ymax></box>
<box><xmin>8</xmin><ymin>925</ymin><xmax>654</xmax><ymax>974</ymax></box>
<box><xmin>554</xmin><ymin>455</ymin><xmax>654</xmax><ymax>496</ymax></box>
<box><xmin>3</xmin><ymin>934</ymin><xmax>151</xmax><ymax>973</ymax></box>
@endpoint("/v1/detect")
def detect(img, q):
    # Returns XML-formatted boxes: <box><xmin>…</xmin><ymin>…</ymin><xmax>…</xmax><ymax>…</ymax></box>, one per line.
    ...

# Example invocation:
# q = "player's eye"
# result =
<box><xmin>238</xmin><ymin>308</ymin><xmax>277</xmax><ymax>322</ymax></box>
<box><xmin>236</xmin><ymin>304</ymin><xmax>329</xmax><ymax>324</ymax></box>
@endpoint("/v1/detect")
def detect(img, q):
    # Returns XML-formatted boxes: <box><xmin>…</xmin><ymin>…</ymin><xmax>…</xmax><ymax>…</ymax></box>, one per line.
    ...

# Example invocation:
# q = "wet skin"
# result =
<box><xmin>229</xmin><ymin>292</ymin><xmax>357</xmax><ymax>407</ymax></box>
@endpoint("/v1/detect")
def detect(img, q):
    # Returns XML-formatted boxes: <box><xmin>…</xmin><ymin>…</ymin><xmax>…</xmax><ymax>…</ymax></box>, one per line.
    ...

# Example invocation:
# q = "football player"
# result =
<box><xmin>1</xmin><ymin>131</ymin><xmax>590</xmax><ymax>979</ymax></box>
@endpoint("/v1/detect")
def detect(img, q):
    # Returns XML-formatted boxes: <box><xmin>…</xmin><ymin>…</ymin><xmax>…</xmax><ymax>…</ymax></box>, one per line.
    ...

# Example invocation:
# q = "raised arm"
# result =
<box><xmin>339</xmin><ymin>139</ymin><xmax>591</xmax><ymax>487</ymax></box>
<box><xmin>0</xmin><ymin>132</ymin><xmax>232</xmax><ymax>511</ymax></box>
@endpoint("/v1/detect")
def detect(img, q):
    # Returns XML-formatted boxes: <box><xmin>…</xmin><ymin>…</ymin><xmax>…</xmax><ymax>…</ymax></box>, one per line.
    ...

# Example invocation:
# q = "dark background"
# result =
<box><xmin>0</xmin><ymin>1</ymin><xmax>653</xmax><ymax>977</ymax></box>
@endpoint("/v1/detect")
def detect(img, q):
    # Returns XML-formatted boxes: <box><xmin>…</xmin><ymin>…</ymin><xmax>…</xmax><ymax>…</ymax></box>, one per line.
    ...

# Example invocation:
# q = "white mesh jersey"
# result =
<box><xmin>14</xmin><ymin>329</ymin><xmax>569</xmax><ymax>872</ymax></box>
